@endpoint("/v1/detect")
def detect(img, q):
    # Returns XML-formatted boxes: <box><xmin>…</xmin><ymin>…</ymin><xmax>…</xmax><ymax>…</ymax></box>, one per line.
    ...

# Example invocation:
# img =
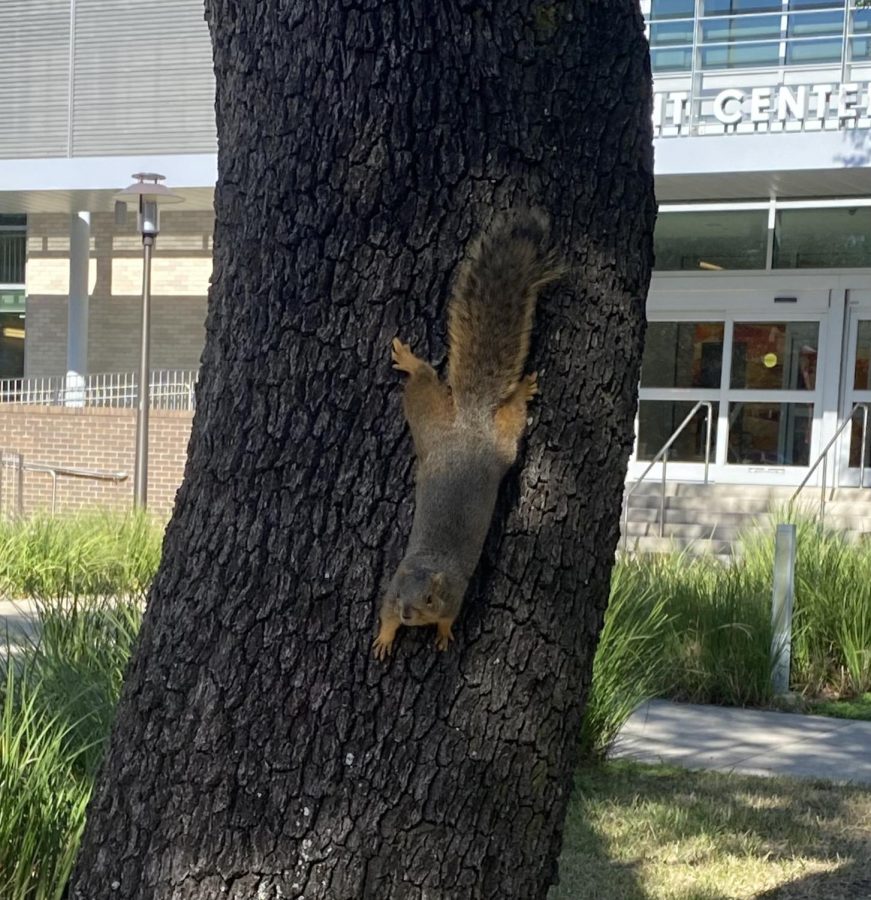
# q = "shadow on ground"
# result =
<box><xmin>756</xmin><ymin>861</ymin><xmax>871</xmax><ymax>900</ymax></box>
<box><xmin>550</xmin><ymin>762</ymin><xmax>648</xmax><ymax>900</ymax></box>
<box><xmin>552</xmin><ymin>761</ymin><xmax>871</xmax><ymax>900</ymax></box>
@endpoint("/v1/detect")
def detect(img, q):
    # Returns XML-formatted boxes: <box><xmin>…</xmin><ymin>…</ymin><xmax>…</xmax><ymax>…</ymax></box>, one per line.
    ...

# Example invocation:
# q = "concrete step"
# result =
<box><xmin>626</xmin><ymin>507</ymin><xmax>759</xmax><ymax>527</ymax></box>
<box><xmin>820</xmin><ymin>516</ymin><xmax>871</xmax><ymax>533</ymax></box>
<box><xmin>628</xmin><ymin>483</ymin><xmax>798</xmax><ymax>500</ymax></box>
<box><xmin>630</xmin><ymin>483</ymin><xmax>871</xmax><ymax>505</ymax></box>
<box><xmin>814</xmin><ymin>488</ymin><xmax>871</xmax><ymax>504</ymax></box>
<box><xmin>627</xmin><ymin>495</ymin><xmax>773</xmax><ymax>514</ymax></box>
<box><xmin>623</xmin><ymin>521</ymin><xmax>744</xmax><ymax>541</ymax></box>
<box><xmin>622</xmin><ymin>535</ymin><xmax>734</xmax><ymax>559</ymax></box>
<box><xmin>627</xmin><ymin>506</ymin><xmax>871</xmax><ymax>532</ymax></box>
<box><xmin>801</xmin><ymin>500</ymin><xmax>871</xmax><ymax>516</ymax></box>
<box><xmin>620</xmin><ymin>482</ymin><xmax>871</xmax><ymax>556</ymax></box>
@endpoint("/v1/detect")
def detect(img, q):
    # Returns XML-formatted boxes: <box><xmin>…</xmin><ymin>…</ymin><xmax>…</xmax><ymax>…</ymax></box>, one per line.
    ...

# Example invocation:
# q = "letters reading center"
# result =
<box><xmin>654</xmin><ymin>82</ymin><xmax>871</xmax><ymax>131</ymax></box>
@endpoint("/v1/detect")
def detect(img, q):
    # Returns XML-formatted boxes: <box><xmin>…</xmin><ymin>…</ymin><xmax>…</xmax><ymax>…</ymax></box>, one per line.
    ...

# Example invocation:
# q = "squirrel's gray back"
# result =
<box><xmin>407</xmin><ymin>445</ymin><xmax>504</xmax><ymax>577</ymax></box>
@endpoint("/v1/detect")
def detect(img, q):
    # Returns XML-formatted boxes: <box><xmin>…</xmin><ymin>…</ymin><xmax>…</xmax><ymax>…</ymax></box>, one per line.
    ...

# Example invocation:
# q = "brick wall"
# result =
<box><xmin>24</xmin><ymin>210</ymin><xmax>211</xmax><ymax>378</ymax></box>
<box><xmin>0</xmin><ymin>405</ymin><xmax>192</xmax><ymax>520</ymax></box>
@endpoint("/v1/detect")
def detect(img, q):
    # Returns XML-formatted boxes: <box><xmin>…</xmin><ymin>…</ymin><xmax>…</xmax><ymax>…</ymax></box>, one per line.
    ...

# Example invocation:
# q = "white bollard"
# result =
<box><xmin>770</xmin><ymin>523</ymin><xmax>797</xmax><ymax>696</ymax></box>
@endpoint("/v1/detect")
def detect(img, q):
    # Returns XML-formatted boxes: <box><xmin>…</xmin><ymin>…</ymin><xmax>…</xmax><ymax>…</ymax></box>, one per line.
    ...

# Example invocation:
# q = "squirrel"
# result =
<box><xmin>373</xmin><ymin>209</ymin><xmax>561</xmax><ymax>660</ymax></box>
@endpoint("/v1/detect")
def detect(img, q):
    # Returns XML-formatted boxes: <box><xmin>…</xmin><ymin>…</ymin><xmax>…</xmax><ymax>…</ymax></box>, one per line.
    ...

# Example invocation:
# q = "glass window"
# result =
<box><xmin>851</xmin><ymin>36</ymin><xmax>871</xmax><ymax>58</ymax></box>
<box><xmin>701</xmin><ymin>41</ymin><xmax>781</xmax><ymax>67</ymax></box>
<box><xmin>655</xmin><ymin>210</ymin><xmax>769</xmax><ymax>271</ymax></box>
<box><xmin>849</xmin><ymin>415</ymin><xmax>871</xmax><ymax>468</ymax></box>
<box><xmin>788</xmin><ymin>0</ymin><xmax>843</xmax><ymax>8</ymax></box>
<box><xmin>704</xmin><ymin>0</ymin><xmax>782</xmax><ymax>14</ymax></box>
<box><xmin>651</xmin><ymin>0</ymin><xmax>695</xmax><ymax>19</ymax></box>
<box><xmin>0</xmin><ymin>223</ymin><xmax>25</xmax><ymax>286</ymax></box>
<box><xmin>652</xmin><ymin>47</ymin><xmax>694</xmax><ymax>71</ymax></box>
<box><xmin>774</xmin><ymin>209</ymin><xmax>871</xmax><ymax>269</ymax></box>
<box><xmin>785</xmin><ymin>37</ymin><xmax>844</xmax><ymax>62</ymax></box>
<box><xmin>852</xmin><ymin>9</ymin><xmax>871</xmax><ymax>33</ymax></box>
<box><xmin>702</xmin><ymin>14</ymin><xmax>782</xmax><ymax>41</ymax></box>
<box><xmin>853</xmin><ymin>321</ymin><xmax>871</xmax><ymax>390</ymax></box>
<box><xmin>651</xmin><ymin>20</ymin><xmax>696</xmax><ymax>44</ymax></box>
<box><xmin>641</xmin><ymin>322</ymin><xmax>726</xmax><ymax>388</ymax></box>
<box><xmin>787</xmin><ymin>9</ymin><xmax>844</xmax><ymax>35</ymax></box>
<box><xmin>0</xmin><ymin>312</ymin><xmax>24</xmax><ymax>380</ymax></box>
<box><xmin>637</xmin><ymin>401</ymin><xmax>720</xmax><ymax>462</ymax></box>
<box><xmin>728</xmin><ymin>402</ymin><xmax>814</xmax><ymax>465</ymax></box>
<box><xmin>730</xmin><ymin>322</ymin><xmax>819</xmax><ymax>391</ymax></box>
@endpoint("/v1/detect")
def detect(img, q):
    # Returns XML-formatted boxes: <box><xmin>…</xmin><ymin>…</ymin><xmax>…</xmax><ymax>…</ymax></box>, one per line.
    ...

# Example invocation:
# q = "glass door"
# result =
<box><xmin>840</xmin><ymin>293</ymin><xmax>871</xmax><ymax>487</ymax></box>
<box><xmin>724</xmin><ymin>320</ymin><xmax>820</xmax><ymax>481</ymax></box>
<box><xmin>633</xmin><ymin>314</ymin><xmax>825</xmax><ymax>485</ymax></box>
<box><xmin>635</xmin><ymin>319</ymin><xmax>724</xmax><ymax>482</ymax></box>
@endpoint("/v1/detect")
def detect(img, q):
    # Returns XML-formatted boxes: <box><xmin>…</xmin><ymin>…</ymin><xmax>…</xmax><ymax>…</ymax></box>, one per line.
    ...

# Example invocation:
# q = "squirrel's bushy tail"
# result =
<box><xmin>447</xmin><ymin>208</ymin><xmax>560</xmax><ymax>411</ymax></box>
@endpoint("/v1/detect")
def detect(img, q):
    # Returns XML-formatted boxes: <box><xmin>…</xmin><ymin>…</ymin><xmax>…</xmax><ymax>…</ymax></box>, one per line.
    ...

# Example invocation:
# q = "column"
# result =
<box><xmin>66</xmin><ymin>211</ymin><xmax>90</xmax><ymax>405</ymax></box>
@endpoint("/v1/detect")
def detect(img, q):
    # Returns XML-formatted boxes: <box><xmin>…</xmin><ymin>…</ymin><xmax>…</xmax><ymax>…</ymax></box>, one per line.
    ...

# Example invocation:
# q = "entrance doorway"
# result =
<box><xmin>629</xmin><ymin>277</ymin><xmax>842</xmax><ymax>487</ymax></box>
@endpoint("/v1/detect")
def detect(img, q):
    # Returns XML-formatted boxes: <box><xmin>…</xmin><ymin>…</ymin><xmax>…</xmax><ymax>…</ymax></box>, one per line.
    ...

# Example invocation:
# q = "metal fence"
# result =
<box><xmin>0</xmin><ymin>369</ymin><xmax>198</xmax><ymax>411</ymax></box>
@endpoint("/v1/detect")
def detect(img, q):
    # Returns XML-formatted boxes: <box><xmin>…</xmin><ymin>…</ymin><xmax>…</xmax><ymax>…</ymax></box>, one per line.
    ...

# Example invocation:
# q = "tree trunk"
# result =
<box><xmin>70</xmin><ymin>3</ymin><xmax>655</xmax><ymax>898</ymax></box>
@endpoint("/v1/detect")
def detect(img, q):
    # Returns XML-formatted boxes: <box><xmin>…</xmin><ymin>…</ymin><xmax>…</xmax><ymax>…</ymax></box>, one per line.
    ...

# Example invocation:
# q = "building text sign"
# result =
<box><xmin>654</xmin><ymin>82</ymin><xmax>871</xmax><ymax>136</ymax></box>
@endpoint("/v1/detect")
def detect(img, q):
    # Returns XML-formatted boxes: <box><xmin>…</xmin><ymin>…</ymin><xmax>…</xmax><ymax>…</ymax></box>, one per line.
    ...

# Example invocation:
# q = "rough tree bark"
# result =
<box><xmin>70</xmin><ymin>2</ymin><xmax>655</xmax><ymax>898</ymax></box>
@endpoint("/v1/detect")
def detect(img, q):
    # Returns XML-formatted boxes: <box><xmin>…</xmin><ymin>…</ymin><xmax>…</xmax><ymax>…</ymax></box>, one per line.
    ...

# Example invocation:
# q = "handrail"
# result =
<box><xmin>622</xmin><ymin>401</ymin><xmax>713</xmax><ymax>550</ymax></box>
<box><xmin>0</xmin><ymin>450</ymin><xmax>128</xmax><ymax>516</ymax></box>
<box><xmin>23</xmin><ymin>462</ymin><xmax>128</xmax><ymax>482</ymax></box>
<box><xmin>790</xmin><ymin>402</ymin><xmax>869</xmax><ymax>522</ymax></box>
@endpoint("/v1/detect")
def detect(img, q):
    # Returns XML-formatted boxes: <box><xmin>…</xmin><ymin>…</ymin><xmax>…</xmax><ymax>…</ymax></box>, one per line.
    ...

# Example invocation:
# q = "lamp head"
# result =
<box><xmin>115</xmin><ymin>173</ymin><xmax>183</xmax><ymax>238</ymax></box>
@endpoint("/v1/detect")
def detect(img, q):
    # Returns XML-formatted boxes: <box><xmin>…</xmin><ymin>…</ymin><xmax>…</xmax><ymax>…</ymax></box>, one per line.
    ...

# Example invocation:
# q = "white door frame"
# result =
<box><xmin>628</xmin><ymin>272</ymin><xmax>846</xmax><ymax>487</ymax></box>
<box><xmin>836</xmin><ymin>290</ymin><xmax>871</xmax><ymax>487</ymax></box>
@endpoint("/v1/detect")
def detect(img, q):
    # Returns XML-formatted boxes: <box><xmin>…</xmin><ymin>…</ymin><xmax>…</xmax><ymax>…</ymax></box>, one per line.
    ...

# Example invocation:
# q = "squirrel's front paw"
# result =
<box><xmin>391</xmin><ymin>338</ymin><xmax>418</xmax><ymax>374</ymax></box>
<box><xmin>372</xmin><ymin>633</ymin><xmax>394</xmax><ymax>661</ymax></box>
<box><xmin>434</xmin><ymin>623</ymin><xmax>454</xmax><ymax>653</ymax></box>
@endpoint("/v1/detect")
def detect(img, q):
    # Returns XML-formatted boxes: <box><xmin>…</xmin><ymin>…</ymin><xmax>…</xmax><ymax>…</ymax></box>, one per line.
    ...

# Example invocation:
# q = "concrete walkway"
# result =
<box><xmin>0</xmin><ymin>598</ymin><xmax>39</xmax><ymax>651</ymax></box>
<box><xmin>613</xmin><ymin>699</ymin><xmax>871</xmax><ymax>785</ymax></box>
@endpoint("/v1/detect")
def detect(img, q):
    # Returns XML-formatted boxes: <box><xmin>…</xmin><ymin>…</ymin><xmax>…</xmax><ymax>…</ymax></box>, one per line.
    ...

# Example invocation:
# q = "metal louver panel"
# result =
<box><xmin>0</xmin><ymin>0</ymin><xmax>71</xmax><ymax>159</ymax></box>
<box><xmin>72</xmin><ymin>0</ymin><xmax>216</xmax><ymax>156</ymax></box>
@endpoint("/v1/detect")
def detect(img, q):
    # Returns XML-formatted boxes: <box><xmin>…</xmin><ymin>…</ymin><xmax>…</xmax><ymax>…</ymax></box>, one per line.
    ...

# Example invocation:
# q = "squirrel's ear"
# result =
<box><xmin>430</xmin><ymin>572</ymin><xmax>445</xmax><ymax>593</ymax></box>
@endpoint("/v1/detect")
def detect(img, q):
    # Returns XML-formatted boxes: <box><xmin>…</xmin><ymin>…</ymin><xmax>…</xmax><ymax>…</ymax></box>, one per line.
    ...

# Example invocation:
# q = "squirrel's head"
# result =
<box><xmin>388</xmin><ymin>562</ymin><xmax>460</xmax><ymax>626</ymax></box>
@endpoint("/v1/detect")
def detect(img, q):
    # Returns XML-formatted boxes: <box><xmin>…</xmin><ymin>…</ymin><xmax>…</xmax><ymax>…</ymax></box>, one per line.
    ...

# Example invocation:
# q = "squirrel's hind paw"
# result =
<box><xmin>522</xmin><ymin>372</ymin><xmax>539</xmax><ymax>399</ymax></box>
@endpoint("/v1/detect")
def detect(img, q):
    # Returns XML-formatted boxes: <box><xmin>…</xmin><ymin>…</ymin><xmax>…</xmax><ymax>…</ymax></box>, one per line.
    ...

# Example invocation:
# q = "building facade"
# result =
<box><xmin>637</xmin><ymin>0</ymin><xmax>871</xmax><ymax>490</ymax></box>
<box><xmin>0</xmin><ymin>0</ymin><xmax>215</xmax><ymax>515</ymax></box>
<box><xmin>2</xmin><ymin>0</ymin><xmax>871</xmax><ymax>514</ymax></box>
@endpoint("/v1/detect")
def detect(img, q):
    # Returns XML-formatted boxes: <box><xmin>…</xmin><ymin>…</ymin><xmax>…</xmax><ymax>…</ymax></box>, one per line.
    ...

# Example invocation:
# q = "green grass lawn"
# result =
<box><xmin>806</xmin><ymin>693</ymin><xmax>871</xmax><ymax>722</ymax></box>
<box><xmin>553</xmin><ymin>761</ymin><xmax>871</xmax><ymax>900</ymax></box>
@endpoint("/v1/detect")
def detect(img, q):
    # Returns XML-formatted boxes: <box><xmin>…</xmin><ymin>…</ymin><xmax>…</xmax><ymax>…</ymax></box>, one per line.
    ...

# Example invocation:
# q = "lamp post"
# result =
<box><xmin>115</xmin><ymin>174</ymin><xmax>183</xmax><ymax>508</ymax></box>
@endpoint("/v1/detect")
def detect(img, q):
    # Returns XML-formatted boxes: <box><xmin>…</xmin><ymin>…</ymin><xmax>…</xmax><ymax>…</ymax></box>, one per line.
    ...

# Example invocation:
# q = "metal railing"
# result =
<box><xmin>0</xmin><ymin>449</ymin><xmax>128</xmax><ymax>517</ymax></box>
<box><xmin>622</xmin><ymin>401</ymin><xmax>714</xmax><ymax>550</ymax></box>
<box><xmin>0</xmin><ymin>369</ymin><xmax>197</xmax><ymax>411</ymax></box>
<box><xmin>790</xmin><ymin>402</ymin><xmax>870</xmax><ymax>522</ymax></box>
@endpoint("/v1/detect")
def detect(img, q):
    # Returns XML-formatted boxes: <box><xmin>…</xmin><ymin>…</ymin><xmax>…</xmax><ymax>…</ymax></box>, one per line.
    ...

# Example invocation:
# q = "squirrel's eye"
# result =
<box><xmin>425</xmin><ymin>596</ymin><xmax>433</xmax><ymax>606</ymax></box>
